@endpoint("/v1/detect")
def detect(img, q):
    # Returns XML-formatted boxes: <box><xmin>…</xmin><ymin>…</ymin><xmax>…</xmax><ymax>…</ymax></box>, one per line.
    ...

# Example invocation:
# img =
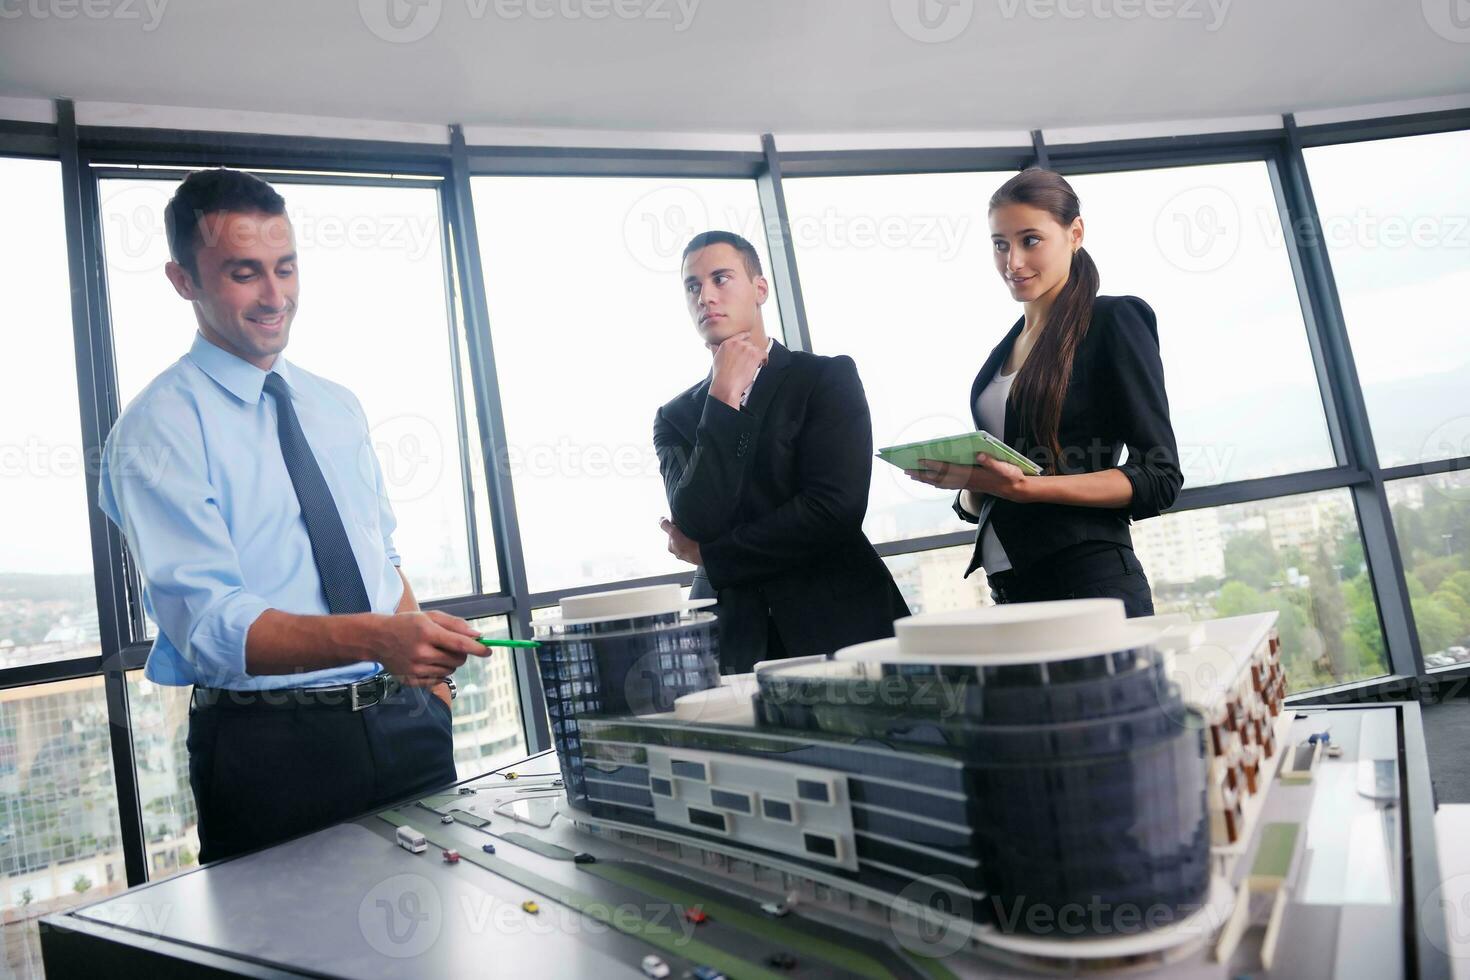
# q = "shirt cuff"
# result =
<box><xmin>190</xmin><ymin>594</ymin><xmax>272</xmax><ymax>684</ymax></box>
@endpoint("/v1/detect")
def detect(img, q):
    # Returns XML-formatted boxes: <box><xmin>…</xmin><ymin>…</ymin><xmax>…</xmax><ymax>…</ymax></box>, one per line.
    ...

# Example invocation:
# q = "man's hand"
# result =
<box><xmin>431</xmin><ymin>682</ymin><xmax>453</xmax><ymax>711</ymax></box>
<box><xmin>906</xmin><ymin>453</ymin><xmax>1035</xmax><ymax>502</ymax></box>
<box><xmin>660</xmin><ymin>517</ymin><xmax>702</xmax><ymax>566</ymax></box>
<box><xmin>708</xmin><ymin>332</ymin><xmax>768</xmax><ymax>409</ymax></box>
<box><xmin>369</xmin><ymin>610</ymin><xmax>486</xmax><ymax>687</ymax></box>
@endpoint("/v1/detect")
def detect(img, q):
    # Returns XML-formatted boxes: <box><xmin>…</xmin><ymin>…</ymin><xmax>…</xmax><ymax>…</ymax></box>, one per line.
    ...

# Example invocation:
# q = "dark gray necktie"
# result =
<box><xmin>263</xmin><ymin>373</ymin><xmax>372</xmax><ymax>614</ymax></box>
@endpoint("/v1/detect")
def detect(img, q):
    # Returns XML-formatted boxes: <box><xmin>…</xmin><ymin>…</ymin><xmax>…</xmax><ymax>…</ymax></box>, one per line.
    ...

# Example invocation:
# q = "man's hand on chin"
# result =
<box><xmin>659</xmin><ymin>518</ymin><xmax>702</xmax><ymax>566</ymax></box>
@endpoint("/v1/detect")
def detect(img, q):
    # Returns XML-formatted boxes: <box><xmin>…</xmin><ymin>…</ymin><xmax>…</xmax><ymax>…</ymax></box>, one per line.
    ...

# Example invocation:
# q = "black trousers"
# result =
<box><xmin>987</xmin><ymin>541</ymin><xmax>1156</xmax><ymax>619</ymax></box>
<box><xmin>186</xmin><ymin>683</ymin><xmax>457</xmax><ymax>864</ymax></box>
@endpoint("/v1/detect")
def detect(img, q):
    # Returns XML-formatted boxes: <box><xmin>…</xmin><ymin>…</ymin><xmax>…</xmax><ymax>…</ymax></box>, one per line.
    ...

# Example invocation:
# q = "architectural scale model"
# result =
<box><xmin>529</xmin><ymin>586</ymin><xmax>1282</xmax><ymax>970</ymax></box>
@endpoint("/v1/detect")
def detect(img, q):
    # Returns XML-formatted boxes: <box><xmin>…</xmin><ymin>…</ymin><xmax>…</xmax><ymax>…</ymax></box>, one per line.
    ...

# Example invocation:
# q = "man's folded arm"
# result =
<box><xmin>699</xmin><ymin>356</ymin><xmax>873</xmax><ymax>589</ymax></box>
<box><xmin>653</xmin><ymin>397</ymin><xmax>760</xmax><ymax>541</ymax></box>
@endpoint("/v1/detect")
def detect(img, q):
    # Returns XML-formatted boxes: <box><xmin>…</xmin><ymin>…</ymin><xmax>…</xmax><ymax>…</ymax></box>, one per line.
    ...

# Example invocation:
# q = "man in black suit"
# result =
<box><xmin>654</xmin><ymin>231</ymin><xmax>909</xmax><ymax>673</ymax></box>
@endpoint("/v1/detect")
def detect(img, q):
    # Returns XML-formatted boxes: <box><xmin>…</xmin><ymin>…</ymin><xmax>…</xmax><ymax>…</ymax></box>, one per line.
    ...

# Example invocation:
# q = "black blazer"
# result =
<box><xmin>956</xmin><ymin>294</ymin><xmax>1183</xmax><ymax>576</ymax></box>
<box><xmin>654</xmin><ymin>340</ymin><xmax>910</xmax><ymax>672</ymax></box>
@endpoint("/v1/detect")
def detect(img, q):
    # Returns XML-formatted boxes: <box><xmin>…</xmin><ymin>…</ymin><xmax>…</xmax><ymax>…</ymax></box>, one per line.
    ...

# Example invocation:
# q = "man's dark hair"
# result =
<box><xmin>681</xmin><ymin>230</ymin><xmax>763</xmax><ymax>279</ymax></box>
<box><xmin>165</xmin><ymin>168</ymin><xmax>287</xmax><ymax>279</ymax></box>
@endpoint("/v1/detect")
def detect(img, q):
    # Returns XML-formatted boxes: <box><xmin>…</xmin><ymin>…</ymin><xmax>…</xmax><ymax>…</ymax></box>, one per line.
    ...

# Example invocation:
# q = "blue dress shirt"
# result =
<box><xmin>98</xmin><ymin>332</ymin><xmax>403</xmax><ymax>690</ymax></box>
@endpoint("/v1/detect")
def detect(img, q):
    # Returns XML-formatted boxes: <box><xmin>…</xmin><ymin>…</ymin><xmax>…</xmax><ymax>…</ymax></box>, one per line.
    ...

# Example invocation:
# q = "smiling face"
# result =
<box><xmin>165</xmin><ymin>209</ymin><xmax>299</xmax><ymax>370</ymax></box>
<box><xmin>989</xmin><ymin>202</ymin><xmax>1083</xmax><ymax>306</ymax></box>
<box><xmin>681</xmin><ymin>242</ymin><xmax>769</xmax><ymax>347</ymax></box>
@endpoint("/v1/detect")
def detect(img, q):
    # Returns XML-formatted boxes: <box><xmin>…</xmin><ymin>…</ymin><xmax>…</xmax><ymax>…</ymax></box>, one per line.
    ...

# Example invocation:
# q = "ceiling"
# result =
<box><xmin>1</xmin><ymin>0</ymin><xmax>1467</xmax><ymax>136</ymax></box>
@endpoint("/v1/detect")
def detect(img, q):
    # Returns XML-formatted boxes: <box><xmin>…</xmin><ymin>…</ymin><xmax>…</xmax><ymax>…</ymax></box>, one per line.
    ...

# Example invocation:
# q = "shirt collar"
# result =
<box><xmin>187</xmin><ymin>331</ymin><xmax>297</xmax><ymax>404</ymax></box>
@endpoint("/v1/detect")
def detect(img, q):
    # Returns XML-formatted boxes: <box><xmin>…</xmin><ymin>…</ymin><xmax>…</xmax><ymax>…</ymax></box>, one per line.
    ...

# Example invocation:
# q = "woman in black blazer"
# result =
<box><xmin>907</xmin><ymin>168</ymin><xmax>1182</xmax><ymax>618</ymax></box>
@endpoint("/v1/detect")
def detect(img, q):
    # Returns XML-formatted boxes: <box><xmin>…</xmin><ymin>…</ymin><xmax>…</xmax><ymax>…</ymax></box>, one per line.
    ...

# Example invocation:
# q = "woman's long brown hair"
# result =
<box><xmin>990</xmin><ymin>168</ymin><xmax>1100</xmax><ymax>474</ymax></box>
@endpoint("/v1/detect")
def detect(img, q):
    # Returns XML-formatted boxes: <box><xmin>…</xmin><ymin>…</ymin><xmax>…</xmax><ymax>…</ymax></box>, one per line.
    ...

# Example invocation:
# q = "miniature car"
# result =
<box><xmin>640</xmin><ymin>954</ymin><xmax>670</xmax><ymax>978</ymax></box>
<box><xmin>396</xmin><ymin>826</ymin><xmax>427</xmax><ymax>854</ymax></box>
<box><xmin>503</xmin><ymin>771</ymin><xmax>519</xmax><ymax>780</ymax></box>
<box><xmin>572</xmin><ymin>852</ymin><xmax>596</xmax><ymax>864</ymax></box>
<box><xmin>765</xmin><ymin>951</ymin><xmax>797</xmax><ymax>969</ymax></box>
<box><xmin>440</xmin><ymin>814</ymin><xmax>455</xmax><ymax>824</ymax></box>
<box><xmin>690</xmin><ymin>967</ymin><xmax>725</xmax><ymax>980</ymax></box>
<box><xmin>442</xmin><ymin>849</ymin><xmax>459</xmax><ymax>864</ymax></box>
<box><xmin>458</xmin><ymin>786</ymin><xmax>476</xmax><ymax>795</ymax></box>
<box><xmin>759</xmin><ymin>900</ymin><xmax>789</xmax><ymax>917</ymax></box>
<box><xmin>521</xmin><ymin>900</ymin><xmax>539</xmax><ymax>914</ymax></box>
<box><xmin>684</xmin><ymin>907</ymin><xmax>708</xmax><ymax>925</ymax></box>
<box><xmin>482</xmin><ymin>842</ymin><xmax>497</xmax><ymax>854</ymax></box>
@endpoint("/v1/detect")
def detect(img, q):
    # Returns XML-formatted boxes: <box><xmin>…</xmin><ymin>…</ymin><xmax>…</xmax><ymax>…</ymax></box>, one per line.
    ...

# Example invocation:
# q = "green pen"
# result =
<box><xmin>476</xmin><ymin>637</ymin><xmax>540</xmax><ymax>649</ymax></box>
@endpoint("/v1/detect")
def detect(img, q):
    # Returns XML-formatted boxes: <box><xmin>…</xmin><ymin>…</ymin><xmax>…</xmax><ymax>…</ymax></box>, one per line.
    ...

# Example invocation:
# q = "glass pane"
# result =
<box><xmin>883</xmin><ymin>545</ymin><xmax>995</xmax><ymax>616</ymax></box>
<box><xmin>1305</xmin><ymin>130</ymin><xmax>1470</xmax><ymax>467</ymax></box>
<box><xmin>0</xmin><ymin>158</ymin><xmax>100</xmax><ymax>667</ymax></box>
<box><xmin>1385</xmin><ymin>470</ymin><xmax>1470</xmax><ymax>669</ymax></box>
<box><xmin>784</xmin><ymin>172</ymin><xmax>1018</xmax><ymax>545</ymax></box>
<box><xmin>126</xmin><ymin>672</ymin><xmax>199</xmax><ymax>882</ymax></box>
<box><xmin>452</xmin><ymin>617</ymin><xmax>527</xmax><ymax>777</ymax></box>
<box><xmin>0</xmin><ymin>677</ymin><xmax>125</xmax><ymax>975</ymax></box>
<box><xmin>99</xmin><ymin>177</ymin><xmax>484</xmax><ymax>604</ymax></box>
<box><xmin>1131</xmin><ymin>489</ymin><xmax>1389</xmax><ymax>692</ymax></box>
<box><xmin>1065</xmin><ymin>163</ymin><xmax>1336</xmax><ymax>485</ymax></box>
<box><xmin>471</xmin><ymin>176</ymin><xmax>785</xmax><ymax>592</ymax></box>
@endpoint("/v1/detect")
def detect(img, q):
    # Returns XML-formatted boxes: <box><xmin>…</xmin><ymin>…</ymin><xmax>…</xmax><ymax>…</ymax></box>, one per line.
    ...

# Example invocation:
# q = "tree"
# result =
<box><xmin>71</xmin><ymin>874</ymin><xmax>92</xmax><ymax>895</ymax></box>
<box><xmin>1225</xmin><ymin>532</ymin><xmax>1280</xmax><ymax>589</ymax></box>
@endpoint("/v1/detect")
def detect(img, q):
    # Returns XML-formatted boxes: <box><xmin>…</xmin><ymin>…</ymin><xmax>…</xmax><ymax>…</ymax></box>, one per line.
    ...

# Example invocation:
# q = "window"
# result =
<box><xmin>1130</xmin><ymin>489</ymin><xmax>1389</xmax><ymax>692</ymax></box>
<box><xmin>126</xmin><ymin>673</ymin><xmax>198</xmax><ymax>882</ymax></box>
<box><xmin>0</xmin><ymin>157</ymin><xmax>100</xmax><ymax>668</ymax></box>
<box><xmin>670</xmin><ymin>759</ymin><xmax>707</xmax><ymax>781</ymax></box>
<box><xmin>796</xmin><ymin>778</ymin><xmax>831</xmax><ymax>803</ymax></box>
<box><xmin>803</xmin><ymin>832</ymin><xmax>839</xmax><ymax>859</ymax></box>
<box><xmin>761</xmin><ymin>797</ymin><xmax>794</xmax><ymax>823</ymax></box>
<box><xmin>783</xmin><ymin>172</ymin><xmax>1018</xmax><ymax>545</ymax></box>
<box><xmin>448</xmin><ymin>618</ymin><xmax>527</xmax><ymax>779</ymax></box>
<box><xmin>686</xmin><ymin>806</ymin><xmax>727</xmax><ymax>833</ymax></box>
<box><xmin>650</xmin><ymin>776</ymin><xmax>674</xmax><ymax>798</ymax></box>
<box><xmin>98</xmin><ymin>176</ymin><xmax>488</xmax><ymax>607</ymax></box>
<box><xmin>884</xmin><ymin>545</ymin><xmax>995</xmax><ymax>616</ymax></box>
<box><xmin>1385</xmin><ymin>471</ymin><xmax>1470</xmax><ymax>669</ymax></box>
<box><xmin>0</xmin><ymin>677</ymin><xmax>126</xmax><ymax>974</ymax></box>
<box><xmin>1064</xmin><ymin>163</ymin><xmax>1336</xmax><ymax>486</ymax></box>
<box><xmin>1304</xmin><ymin>129</ymin><xmax>1470</xmax><ymax>467</ymax></box>
<box><xmin>470</xmin><ymin>176</ymin><xmax>785</xmax><ymax>592</ymax></box>
<box><xmin>709</xmin><ymin>788</ymin><xmax>752</xmax><ymax>813</ymax></box>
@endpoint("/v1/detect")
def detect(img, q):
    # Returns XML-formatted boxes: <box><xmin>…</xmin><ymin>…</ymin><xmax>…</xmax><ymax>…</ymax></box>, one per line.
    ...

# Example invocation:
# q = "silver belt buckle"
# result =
<box><xmin>349</xmin><ymin>672</ymin><xmax>396</xmax><ymax>711</ymax></box>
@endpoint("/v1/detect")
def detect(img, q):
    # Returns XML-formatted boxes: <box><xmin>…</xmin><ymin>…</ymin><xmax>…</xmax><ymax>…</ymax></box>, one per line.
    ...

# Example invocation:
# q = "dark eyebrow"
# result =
<box><xmin>222</xmin><ymin>257</ymin><xmax>265</xmax><ymax>271</ymax></box>
<box><xmin>991</xmin><ymin>229</ymin><xmax>1043</xmax><ymax>237</ymax></box>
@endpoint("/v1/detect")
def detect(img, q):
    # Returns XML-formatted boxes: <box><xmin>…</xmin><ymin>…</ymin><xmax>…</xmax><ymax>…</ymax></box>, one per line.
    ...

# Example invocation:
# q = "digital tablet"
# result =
<box><xmin>877</xmin><ymin>430</ymin><xmax>1042</xmax><ymax>476</ymax></box>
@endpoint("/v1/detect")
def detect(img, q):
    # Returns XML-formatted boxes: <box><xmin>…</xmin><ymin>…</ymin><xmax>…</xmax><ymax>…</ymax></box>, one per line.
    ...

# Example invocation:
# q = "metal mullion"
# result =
<box><xmin>88</xmin><ymin>165</ymin><xmax>442</xmax><ymax>189</ymax></box>
<box><xmin>1029</xmin><ymin>130</ymin><xmax>1049</xmax><ymax>169</ymax></box>
<box><xmin>773</xmin><ymin>146</ymin><xmax>1033</xmax><ymax>179</ymax></box>
<box><xmin>79</xmin><ymin>126</ymin><xmax>451</xmax><ymax>175</ymax></box>
<box><xmin>444</xmin><ymin>125</ymin><xmax>549</xmax><ymax>754</ymax></box>
<box><xmin>1294</xmin><ymin>106</ymin><xmax>1470</xmax><ymax>149</ymax></box>
<box><xmin>756</xmin><ymin>133</ymin><xmax>812</xmax><ymax>353</ymax></box>
<box><xmin>1379</xmin><ymin>455</ymin><xmax>1470</xmax><ymax>483</ymax></box>
<box><xmin>1278</xmin><ymin>114</ymin><xmax>1422</xmax><ymax>679</ymax></box>
<box><xmin>56</xmin><ymin>99</ymin><xmax>149</xmax><ymax>887</ymax></box>
<box><xmin>434</xmin><ymin>184</ymin><xmax>484</xmax><ymax>597</ymax></box>
<box><xmin>466</xmin><ymin>145</ymin><xmax>764</xmax><ymax>179</ymax></box>
<box><xmin>421</xmin><ymin>594</ymin><xmax>516</xmax><ymax>622</ymax></box>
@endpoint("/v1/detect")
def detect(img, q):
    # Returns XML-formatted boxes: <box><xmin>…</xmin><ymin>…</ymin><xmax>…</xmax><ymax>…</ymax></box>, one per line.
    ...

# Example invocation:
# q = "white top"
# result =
<box><xmin>739</xmin><ymin>336</ymin><xmax>776</xmax><ymax>407</ymax></box>
<box><xmin>974</xmin><ymin>369</ymin><xmax>1016</xmax><ymax>574</ymax></box>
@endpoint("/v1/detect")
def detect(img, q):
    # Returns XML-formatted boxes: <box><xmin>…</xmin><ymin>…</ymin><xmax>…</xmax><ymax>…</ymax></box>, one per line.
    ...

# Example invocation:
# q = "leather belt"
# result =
<box><xmin>191</xmin><ymin>671</ymin><xmax>401</xmax><ymax>712</ymax></box>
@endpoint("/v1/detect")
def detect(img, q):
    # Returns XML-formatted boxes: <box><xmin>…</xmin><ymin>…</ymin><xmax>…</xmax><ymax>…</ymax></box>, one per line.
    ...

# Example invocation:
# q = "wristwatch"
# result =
<box><xmin>443</xmin><ymin>675</ymin><xmax>458</xmax><ymax>701</ymax></box>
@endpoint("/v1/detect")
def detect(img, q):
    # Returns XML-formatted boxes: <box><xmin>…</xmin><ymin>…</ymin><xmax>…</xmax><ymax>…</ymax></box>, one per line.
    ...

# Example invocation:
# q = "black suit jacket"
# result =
<box><xmin>956</xmin><ymin>295</ymin><xmax>1183</xmax><ymax>576</ymax></box>
<box><xmin>654</xmin><ymin>340</ymin><xmax>910</xmax><ymax>672</ymax></box>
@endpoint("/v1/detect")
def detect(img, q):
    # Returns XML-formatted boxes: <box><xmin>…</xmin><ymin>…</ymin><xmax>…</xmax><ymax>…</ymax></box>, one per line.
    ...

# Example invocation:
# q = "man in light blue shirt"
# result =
<box><xmin>98</xmin><ymin>168</ymin><xmax>488</xmax><ymax>861</ymax></box>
